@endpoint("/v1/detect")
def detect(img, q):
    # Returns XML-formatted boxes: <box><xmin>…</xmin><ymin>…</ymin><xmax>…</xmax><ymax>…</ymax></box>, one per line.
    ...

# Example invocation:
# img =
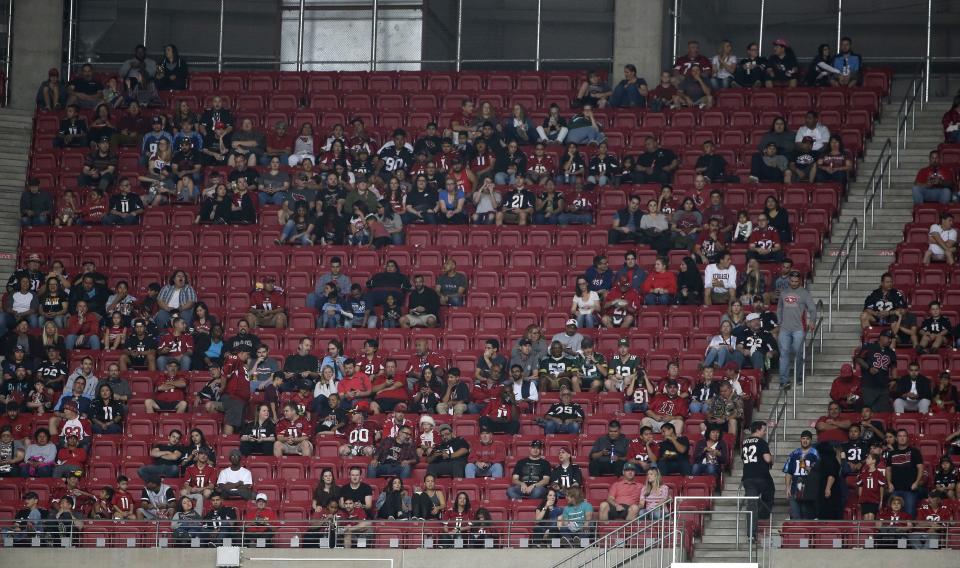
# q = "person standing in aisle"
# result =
<box><xmin>776</xmin><ymin>271</ymin><xmax>818</xmax><ymax>388</ymax></box>
<box><xmin>741</xmin><ymin>421</ymin><xmax>775</xmax><ymax>537</ymax></box>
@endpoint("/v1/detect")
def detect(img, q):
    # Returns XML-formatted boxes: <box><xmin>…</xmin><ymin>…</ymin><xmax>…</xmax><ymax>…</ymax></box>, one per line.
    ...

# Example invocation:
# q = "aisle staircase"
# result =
<box><xmin>0</xmin><ymin>107</ymin><xmax>33</xmax><ymax>279</ymax></box>
<box><xmin>692</xmin><ymin>95</ymin><xmax>953</xmax><ymax>563</ymax></box>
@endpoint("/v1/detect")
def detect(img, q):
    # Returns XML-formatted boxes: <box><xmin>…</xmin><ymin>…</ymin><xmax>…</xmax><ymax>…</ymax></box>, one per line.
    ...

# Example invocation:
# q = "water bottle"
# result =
<box><xmin>609</xmin><ymin>443</ymin><xmax>617</xmax><ymax>463</ymax></box>
<box><xmin>842</xmin><ymin>57</ymin><xmax>850</xmax><ymax>77</ymax></box>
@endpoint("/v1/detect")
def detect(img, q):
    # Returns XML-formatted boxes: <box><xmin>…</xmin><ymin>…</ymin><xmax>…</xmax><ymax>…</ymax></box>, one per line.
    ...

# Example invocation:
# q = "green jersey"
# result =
<box><xmin>581</xmin><ymin>352</ymin><xmax>607</xmax><ymax>381</ymax></box>
<box><xmin>539</xmin><ymin>354</ymin><xmax>582</xmax><ymax>378</ymax></box>
<box><xmin>609</xmin><ymin>352</ymin><xmax>642</xmax><ymax>379</ymax></box>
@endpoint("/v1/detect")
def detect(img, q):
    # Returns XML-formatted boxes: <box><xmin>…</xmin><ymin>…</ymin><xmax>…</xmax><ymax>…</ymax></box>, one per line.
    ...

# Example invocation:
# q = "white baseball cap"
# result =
<box><xmin>255</xmin><ymin>493</ymin><xmax>268</xmax><ymax>501</ymax></box>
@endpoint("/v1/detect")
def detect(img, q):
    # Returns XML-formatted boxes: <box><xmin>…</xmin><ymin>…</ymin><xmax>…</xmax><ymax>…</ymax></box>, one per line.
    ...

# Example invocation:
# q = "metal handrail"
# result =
<box><xmin>827</xmin><ymin>219</ymin><xmax>860</xmax><ymax>330</ymax></box>
<box><xmin>895</xmin><ymin>66</ymin><xmax>927</xmax><ymax>167</ymax></box>
<box><xmin>861</xmin><ymin>138</ymin><xmax>893</xmax><ymax>247</ymax></box>
<box><xmin>550</xmin><ymin>499</ymin><xmax>674</xmax><ymax>568</ymax></box>
<box><xmin>670</xmin><ymin>496</ymin><xmax>762</xmax><ymax>566</ymax></box>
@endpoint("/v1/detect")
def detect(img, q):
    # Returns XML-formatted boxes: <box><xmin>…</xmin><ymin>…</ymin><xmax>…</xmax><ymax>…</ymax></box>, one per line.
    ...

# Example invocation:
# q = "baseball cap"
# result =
<box><xmin>530</xmin><ymin>440</ymin><xmax>544</xmax><ymax>448</ymax></box>
<box><xmin>229</xmin><ymin>449</ymin><xmax>242</xmax><ymax>458</ymax></box>
<box><xmin>565</xmin><ymin>319</ymin><xmax>578</xmax><ymax>327</ymax></box>
<box><xmin>773</xmin><ymin>38</ymin><xmax>790</xmax><ymax>48</ymax></box>
<box><xmin>788</xmin><ymin>270</ymin><xmax>801</xmax><ymax>278</ymax></box>
<box><xmin>746</xmin><ymin>313</ymin><xmax>761</xmax><ymax>322</ymax></box>
<box><xmin>98</xmin><ymin>135</ymin><xmax>110</xmax><ymax>144</ymax></box>
<box><xmin>419</xmin><ymin>415</ymin><xmax>435</xmax><ymax>426</ymax></box>
<box><xmin>666</xmin><ymin>379</ymin><xmax>679</xmax><ymax>388</ymax></box>
<box><xmin>800</xmin><ymin>430</ymin><xmax>813</xmax><ymax>438</ymax></box>
<box><xmin>255</xmin><ymin>493</ymin><xmax>268</xmax><ymax>501</ymax></box>
<box><xmin>13</xmin><ymin>345</ymin><xmax>25</xmax><ymax>352</ymax></box>
<box><xmin>151</xmin><ymin>116</ymin><xmax>163</xmax><ymax>125</ymax></box>
<box><xmin>839</xmin><ymin>363</ymin><xmax>854</xmax><ymax>378</ymax></box>
<box><xmin>879</xmin><ymin>329</ymin><xmax>895</xmax><ymax>338</ymax></box>
<box><xmin>479</xmin><ymin>426</ymin><xmax>493</xmax><ymax>434</ymax></box>
<box><xmin>722</xmin><ymin>362</ymin><xmax>740</xmax><ymax>371</ymax></box>
<box><xmin>438</xmin><ymin>424</ymin><xmax>452</xmax><ymax>433</ymax></box>
<box><xmin>48</xmin><ymin>67</ymin><xmax>60</xmax><ymax>77</ymax></box>
<box><xmin>518</xmin><ymin>338</ymin><xmax>532</xmax><ymax>347</ymax></box>
<box><xmin>63</xmin><ymin>401</ymin><xmax>79</xmax><ymax>414</ymax></box>
<box><xmin>618</xmin><ymin>338</ymin><xmax>630</xmax><ymax>346</ymax></box>
<box><xmin>28</xmin><ymin>253</ymin><xmax>42</xmax><ymax>262</ymax></box>
<box><xmin>622</xmin><ymin>462</ymin><xmax>637</xmax><ymax>471</ymax></box>
<box><xmin>801</xmin><ymin>136</ymin><xmax>815</xmax><ymax>143</ymax></box>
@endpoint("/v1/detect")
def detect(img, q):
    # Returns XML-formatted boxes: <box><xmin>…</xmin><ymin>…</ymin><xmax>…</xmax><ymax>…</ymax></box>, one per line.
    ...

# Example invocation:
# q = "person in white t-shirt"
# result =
<box><xmin>794</xmin><ymin>111</ymin><xmax>830</xmax><ymax>152</ymax></box>
<box><xmin>924</xmin><ymin>213</ymin><xmax>956</xmax><ymax>265</ymax></box>
<box><xmin>704</xmin><ymin>252</ymin><xmax>738</xmax><ymax>306</ymax></box>
<box><xmin>216</xmin><ymin>450</ymin><xmax>254</xmax><ymax>500</ymax></box>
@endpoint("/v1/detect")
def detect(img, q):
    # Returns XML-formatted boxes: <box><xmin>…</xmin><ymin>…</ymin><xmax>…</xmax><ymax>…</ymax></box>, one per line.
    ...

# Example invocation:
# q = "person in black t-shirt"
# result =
<box><xmin>549</xmin><ymin>447</ymin><xmax>583</xmax><ymax>493</ymax></box>
<box><xmin>425</xmin><ymin>424</ymin><xmax>470</xmax><ymax>478</ymax></box>
<box><xmin>239</xmin><ymin>403</ymin><xmax>277</xmax><ymax>456</ymax></box>
<box><xmin>120</xmin><ymin>318</ymin><xmax>158</xmax><ymax>371</ymax></box>
<box><xmin>55</xmin><ymin>104</ymin><xmax>88</xmax><ymax>148</ymax></box>
<box><xmin>787</xmin><ymin>137</ymin><xmax>818</xmax><ymax>182</ymax></box>
<box><xmin>765</xmin><ymin>39</ymin><xmax>799</xmax><ymax>87</ymax></box>
<box><xmin>376</xmin><ymin>129</ymin><xmax>414</xmax><ymax>181</ymax></box>
<box><xmin>860</xmin><ymin>273</ymin><xmax>909</xmax><ymax>331</ymax></box>
<box><xmin>66</xmin><ymin>64</ymin><xmax>103</xmax><ymax>109</ymax></box>
<box><xmin>918</xmin><ymin>301</ymin><xmax>952</xmax><ymax>354</ymax></box>
<box><xmin>496</xmin><ymin>179</ymin><xmax>536</xmax><ymax>226</ymax></box>
<box><xmin>199</xmin><ymin>96</ymin><xmax>234</xmax><ymax>137</ymax></box>
<box><xmin>542</xmin><ymin>389</ymin><xmax>586</xmax><ymax>435</ymax></box>
<box><xmin>694</xmin><ymin>140</ymin><xmax>737</xmax><ymax>183</ymax></box>
<box><xmin>400</xmin><ymin>275</ymin><xmax>440</xmax><ymax>329</ymax></box>
<box><xmin>855</xmin><ymin>330</ymin><xmax>898</xmax><ymax>412</ymax></box>
<box><xmin>202</xmin><ymin>492</ymin><xmax>238</xmax><ymax>544</ymax></box>
<box><xmin>507</xmin><ymin>440</ymin><xmax>552</xmax><ymax>500</ymax></box>
<box><xmin>633</xmin><ymin>137</ymin><xmax>679</xmax><ymax>184</ymax></box>
<box><xmin>339</xmin><ymin>466</ymin><xmax>374</xmax><ymax>512</ymax></box>
<box><xmin>138</xmin><ymin>430</ymin><xmax>185</xmax><ymax>479</ymax></box>
<box><xmin>741</xmin><ymin>420</ymin><xmax>774</xmax><ymax>536</ymax></box>
<box><xmin>102</xmin><ymin>178</ymin><xmax>144</xmax><ymax>226</ymax></box>
<box><xmin>886</xmin><ymin>429</ymin><xmax>924</xmax><ymax>516</ymax></box>
<box><xmin>735</xmin><ymin>313</ymin><xmax>778</xmax><ymax>372</ymax></box>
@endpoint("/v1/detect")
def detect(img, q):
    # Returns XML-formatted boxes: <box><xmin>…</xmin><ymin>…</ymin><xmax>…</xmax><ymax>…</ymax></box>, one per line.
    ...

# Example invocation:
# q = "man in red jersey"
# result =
<box><xmin>145</xmin><ymin>360</ymin><xmax>188</xmax><ymax>414</ymax></box>
<box><xmin>0</xmin><ymin>405</ymin><xmax>33</xmax><ymax>442</ymax></box>
<box><xmin>357</xmin><ymin>339</ymin><xmax>385</xmax><ymax>377</ymax></box>
<box><xmin>913</xmin><ymin>490</ymin><xmax>951</xmax><ymax>548</ymax></box>
<box><xmin>641</xmin><ymin>380</ymin><xmax>689</xmax><ymax>433</ymax></box>
<box><xmin>404</xmin><ymin>338</ymin><xmax>447</xmax><ymax>391</ymax></box>
<box><xmin>627</xmin><ymin>425</ymin><xmax>660</xmax><ymax>473</ymax></box>
<box><xmin>380</xmin><ymin>406</ymin><xmax>414</xmax><ymax>440</ymax></box>
<box><xmin>246</xmin><ymin>277</ymin><xmax>288</xmax><ymax>329</ymax></box>
<box><xmin>337</xmin><ymin>358</ymin><xmax>373</xmax><ymax>411</ymax></box>
<box><xmin>601</xmin><ymin>278</ymin><xmax>642</xmax><ymax>328</ymax></box>
<box><xmin>338</xmin><ymin>496</ymin><xmax>372</xmax><ymax>548</ymax></box>
<box><xmin>525</xmin><ymin>142</ymin><xmax>556</xmax><ymax>185</ymax></box>
<box><xmin>181</xmin><ymin>448</ymin><xmax>216</xmax><ymax>513</ymax></box>
<box><xmin>274</xmin><ymin>402</ymin><xmax>314</xmax><ymax>457</ymax></box>
<box><xmin>338</xmin><ymin>408</ymin><xmax>379</xmax><ymax>457</ymax></box>
<box><xmin>746</xmin><ymin>213</ymin><xmax>784</xmax><ymax>263</ymax></box>
<box><xmin>370</xmin><ymin>360</ymin><xmax>409</xmax><ymax>414</ymax></box>
<box><xmin>156</xmin><ymin>317</ymin><xmax>195</xmax><ymax>371</ymax></box>
<box><xmin>213</xmin><ymin>348</ymin><xmax>251</xmax><ymax>435</ymax></box>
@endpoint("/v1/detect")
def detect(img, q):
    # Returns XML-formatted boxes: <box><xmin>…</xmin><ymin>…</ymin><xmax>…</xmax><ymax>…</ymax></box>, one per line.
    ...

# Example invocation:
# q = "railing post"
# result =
<box><xmin>534</xmin><ymin>0</ymin><xmax>542</xmax><ymax>71</ymax></box>
<box><xmin>216</xmin><ymin>0</ymin><xmax>225</xmax><ymax>72</ymax></box>
<box><xmin>142</xmin><ymin>0</ymin><xmax>149</xmax><ymax>46</ymax></box>
<box><xmin>296</xmin><ymin>0</ymin><xmax>305</xmax><ymax>71</ymax></box>
<box><xmin>455</xmin><ymin>0</ymin><xmax>463</xmax><ymax>71</ymax></box>
<box><xmin>3</xmin><ymin>0</ymin><xmax>12</xmax><ymax>107</ymax></box>
<box><xmin>66</xmin><ymin>0</ymin><xmax>75</xmax><ymax>80</ymax></box>
<box><xmin>370</xmin><ymin>0</ymin><xmax>378</xmax><ymax>71</ymax></box>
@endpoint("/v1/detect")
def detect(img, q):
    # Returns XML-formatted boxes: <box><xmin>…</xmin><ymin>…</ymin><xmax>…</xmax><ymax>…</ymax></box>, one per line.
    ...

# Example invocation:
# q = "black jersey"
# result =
<box><xmin>862</xmin><ymin>288</ymin><xmax>907</xmax><ymax>312</ymax></box>
<box><xmin>741</xmin><ymin>436</ymin><xmax>773</xmax><ymax>481</ymax></box>
<box><xmin>921</xmin><ymin>316</ymin><xmax>952</xmax><ymax>335</ymax></box>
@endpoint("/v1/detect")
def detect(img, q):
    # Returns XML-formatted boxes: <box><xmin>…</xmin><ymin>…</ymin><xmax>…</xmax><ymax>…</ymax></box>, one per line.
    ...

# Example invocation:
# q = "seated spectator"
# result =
<box><xmin>242</xmin><ymin>493</ymin><xmax>277</xmax><ymax>547</ymax></box>
<box><xmin>214</xmin><ymin>450</ymin><xmax>253</xmax><ymax>501</ymax></box>
<box><xmin>816</xmin><ymin>402</ymin><xmax>852</xmax><ymax>443</ymax></box>
<box><xmin>655</xmin><ymin>423</ymin><xmax>691</xmax><ymax>476</ymax></box>
<box><xmin>479</xmin><ymin>387</ymin><xmax>520</xmax><ymax>434</ymax></box>
<box><xmin>695</xmin><ymin>140</ymin><xmax>735</xmax><ymax>183</ymax></box>
<box><xmin>912</xmin><ymin>150</ymin><xmax>954</xmax><ymax>204</ymax></box>
<box><xmin>52</xmin><ymin>434</ymin><xmax>87</xmax><ymax>478</ymax></box>
<box><xmin>918</xmin><ymin>301</ymin><xmax>953</xmax><ymax>353</ymax></box>
<box><xmin>648</xmin><ymin>70</ymin><xmax>679</xmax><ymax>111</ymax></box>
<box><xmin>832</xmin><ymin>37</ymin><xmax>862</xmax><ymax>85</ymax></box>
<box><xmin>912</xmin><ymin>490</ymin><xmax>950</xmax><ymax>549</ymax></box>
<box><xmin>588</xmin><ymin>419</ymin><xmax>630</xmax><ymax>477</ymax></box>
<box><xmin>746</xmin><ymin>213</ymin><xmax>784</xmax><ymax>263</ymax></box>
<box><xmin>692</xmin><ymin>426</ymin><xmax>728</xmax><ymax>477</ymax></box>
<box><xmin>536</xmin><ymin>103</ymin><xmax>568</xmax><ymax>143</ymax></box>
<box><xmin>239</xmin><ymin>404</ymin><xmax>276</xmax><ymax>456</ymax></box>
<box><xmin>893</xmin><ymin>362</ymin><xmax>933</xmax><ymax>414</ymax></box>
<box><xmin>830</xmin><ymin>363</ymin><xmax>862</xmax><ymax>412</ymax></box>
<box><xmin>156</xmin><ymin>270</ymin><xmax>197</xmax><ymax>328</ymax></box>
<box><xmin>703</xmin><ymin>382</ymin><xmax>743</xmax><ymax>436</ymax></box>
<box><xmin>816</xmin><ymin>135</ymin><xmax>853</xmax><ymax>185</ymax></box>
<box><xmin>703</xmin><ymin>321</ymin><xmax>738</xmax><ymax>368</ymax></box>
<box><xmin>144</xmin><ymin>360</ymin><xmax>189</xmax><ymax>415</ymax></box>
<box><xmin>2</xmin><ymin>275</ymin><xmax>39</xmax><ymax>331</ymax></box>
<box><xmin>37</xmin><ymin>67</ymin><xmax>65</xmax><ymax>110</ymax></box>
<box><xmin>557</xmin><ymin>486</ymin><xmax>593</xmax><ymax>545</ymax></box>
<box><xmin>711</xmin><ymin>40</ymin><xmax>738</xmax><ymax>89</ymax></box>
<box><xmin>410</xmin><ymin>473</ymin><xmax>444</xmax><ymax>520</ymax></box>
<box><xmin>120</xmin><ymin>318</ymin><xmax>158</xmax><ymax>371</ymax></box>
<box><xmin>608</xmin><ymin>194</ymin><xmax>644</xmax><ymax>245</ymax></box>
<box><xmin>676</xmin><ymin>64</ymin><xmax>713</xmax><ymax>108</ymax></box>
<box><xmin>274</xmin><ymin>402</ymin><xmax>314</xmax><ymax>457</ymax></box>
<box><xmin>609</xmin><ymin>64</ymin><xmax>648</xmax><ymax>108</ymax></box>
<box><xmin>463</xmin><ymin>427</ymin><xmax>504</xmax><ymax>479</ymax></box>
<box><xmin>201</xmin><ymin>492</ymin><xmax>239</xmax><ymax>544</ymax></box>
<box><xmin>79</xmin><ymin>137</ymin><xmax>118</xmax><ymax>192</ymax></box>
<box><xmin>859</xmin><ymin>272</ymin><xmax>909</xmax><ymax>331</ymax></box>
<box><xmin>495</xmin><ymin>178</ymin><xmax>536</xmax><ymax>227</ymax></box>
<box><xmin>704</xmin><ymin>252</ymin><xmax>737</xmax><ymax>306</ymax></box>
<box><xmin>795</xmin><ymin>111</ymin><xmax>831</xmax><ymax>153</ymax></box>
<box><xmin>137</xmin><ymin>430</ymin><xmax>184</xmax><ymax>479</ymax></box>
<box><xmin>137</xmin><ymin>477</ymin><xmax>177</xmax><ymax>520</ymax></box>
<box><xmin>367</xmin><ymin>425</ymin><xmax>417</xmax><ymax>479</ymax></box>
<box><xmin>426</xmin><ymin>424</ymin><xmax>470</xmax><ymax>478</ymax></box>
<box><xmin>339</xmin><ymin>408</ymin><xmax>378</xmax><ymax>457</ymax></box>
<box><xmin>932</xmin><ymin>372</ymin><xmax>959</xmax><ymax>413</ymax></box>
<box><xmin>750</xmin><ymin>142</ymin><xmax>790</xmax><ymax>183</ymax></box>
<box><xmin>599</xmin><ymin>463</ymin><xmax>643</xmax><ymax>521</ymax></box>
<box><xmin>638</xmin><ymin>468</ymin><xmax>671</xmax><ymax>518</ymax></box>
<box><xmin>507</xmin><ymin>439</ymin><xmax>551</xmax><ymax>500</ymax></box>
<box><xmin>642</xmin><ymin>380</ymin><xmax>689</xmax><ymax>434</ymax></box>
<box><xmin>231</xmin><ymin>118</ymin><xmax>266</xmax><ymax>167</ymax></box>
<box><xmin>634</xmin><ymin>137</ymin><xmax>679</xmax><ymax>184</ymax></box>
<box><xmin>245</xmin><ymin>277</ymin><xmax>287</xmax><ymax>330</ymax></box>
<box><xmin>569</xmin><ymin>277</ymin><xmax>602</xmax><ymax>329</ymax></box>
<box><xmin>758</xmin><ymin>116</ymin><xmax>795</xmax><ymax>156</ymax></box>
<box><xmin>20</xmin><ymin>428</ymin><xmax>57</xmax><ymax>477</ymax></box>
<box><xmin>55</xmin><ymin>103</ymin><xmax>89</xmax><ymax>149</ymax></box>
<box><xmin>89</xmin><ymin>383</ymin><xmax>125</xmax><ymax>434</ymax></box>
<box><xmin>565</xmin><ymin>105</ymin><xmax>605</xmax><ymax>145</ymax></box>
<box><xmin>375</xmin><ymin>477</ymin><xmax>412</xmax><ymax>520</ymax></box>
<box><xmin>542</xmin><ymin>387</ymin><xmax>585</xmax><ymax>435</ymax></box>
<box><xmin>534</xmin><ymin>179</ymin><xmax>565</xmax><ymax>224</ymax></box>
<box><xmin>925</xmin><ymin>213</ymin><xmax>957</xmax><ymax>266</ymax></box>
<box><xmin>157</xmin><ymin>318</ymin><xmax>194</xmax><ymax>370</ymax></box>
<box><xmin>587</xmin><ymin>143</ymin><xmax>619</xmax><ymax>186</ymax></box>
<box><xmin>765</xmin><ymin>39</ymin><xmax>799</xmax><ymax>87</ymax></box>
<box><xmin>20</xmin><ymin>178</ymin><xmax>53</xmax><ymax>228</ymax></box>
<box><xmin>788</xmin><ymin>137</ymin><xmax>818</xmax><ymax>182</ymax></box>
<box><xmin>640</xmin><ymin>257</ymin><xmax>677</xmax><ymax>306</ymax></box>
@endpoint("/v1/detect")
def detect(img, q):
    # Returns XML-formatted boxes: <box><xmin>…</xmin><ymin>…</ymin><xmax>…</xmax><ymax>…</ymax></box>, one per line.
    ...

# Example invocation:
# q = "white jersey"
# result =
<box><xmin>704</xmin><ymin>264</ymin><xmax>738</xmax><ymax>294</ymax></box>
<box><xmin>928</xmin><ymin>224</ymin><xmax>957</xmax><ymax>257</ymax></box>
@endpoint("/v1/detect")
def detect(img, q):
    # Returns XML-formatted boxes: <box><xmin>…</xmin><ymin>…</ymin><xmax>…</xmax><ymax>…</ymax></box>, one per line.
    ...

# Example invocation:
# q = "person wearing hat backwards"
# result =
<box><xmin>855</xmin><ymin>329</ymin><xmax>898</xmax><ymax>412</ymax></box>
<box><xmin>783</xmin><ymin>430</ymin><xmax>819</xmax><ymax>519</ymax></box>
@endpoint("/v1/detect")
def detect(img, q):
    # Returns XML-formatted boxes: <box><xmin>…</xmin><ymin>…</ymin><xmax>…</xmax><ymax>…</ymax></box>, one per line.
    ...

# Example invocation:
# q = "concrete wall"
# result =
<box><xmin>613</xmin><ymin>0</ymin><xmax>666</xmax><ymax>85</ymax></box>
<box><xmin>772</xmin><ymin>548</ymin><xmax>960</xmax><ymax>568</ymax></box>
<box><xmin>0</xmin><ymin>547</ymin><xmax>578</xmax><ymax>568</ymax></box>
<box><xmin>9</xmin><ymin>0</ymin><xmax>63</xmax><ymax>110</ymax></box>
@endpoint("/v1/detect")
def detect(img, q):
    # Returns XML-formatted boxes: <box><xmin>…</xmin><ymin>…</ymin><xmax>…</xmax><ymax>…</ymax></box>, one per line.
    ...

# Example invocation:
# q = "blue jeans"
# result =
<box><xmin>778</xmin><ymin>330</ymin><xmax>806</xmax><ymax>385</ymax></box>
<box><xmin>157</xmin><ymin>354</ymin><xmax>192</xmax><ymax>370</ymax></box>
<box><xmin>543</xmin><ymin>421</ymin><xmax>581</xmax><ymax>435</ymax></box>
<box><xmin>533</xmin><ymin>213</ymin><xmax>560</xmax><ymax>225</ymax></box>
<box><xmin>65</xmin><ymin>333</ymin><xmax>101</xmax><ymax>350</ymax></box>
<box><xmin>21</xmin><ymin>214</ymin><xmax>50</xmax><ymax>227</ymax></box>
<box><xmin>368</xmin><ymin>463</ymin><xmax>411</xmax><ymax>479</ymax></box>
<box><xmin>624</xmin><ymin>401</ymin><xmax>648</xmax><ymax>413</ymax></box>
<box><xmin>280</xmin><ymin>220</ymin><xmax>312</xmax><ymax>244</ymax></box>
<box><xmin>506</xmin><ymin>485</ymin><xmax>547</xmax><ymax>500</ymax></box>
<box><xmin>577</xmin><ymin>313</ymin><xmax>597</xmax><ymax>328</ymax></box>
<box><xmin>586</xmin><ymin>175</ymin><xmax>610</xmax><ymax>186</ymax></box>
<box><xmin>703</xmin><ymin>347</ymin><xmax>735</xmax><ymax>368</ymax></box>
<box><xmin>102</xmin><ymin>214</ymin><xmax>140</xmax><ymax>225</ymax></box>
<box><xmin>744</xmin><ymin>350</ymin><xmax>766</xmax><ymax>371</ymax></box>
<box><xmin>557</xmin><ymin>213</ymin><xmax>592</xmax><ymax>225</ymax></box>
<box><xmin>688</xmin><ymin>400</ymin><xmax>708</xmax><ymax>414</ymax></box>
<box><xmin>138</xmin><ymin>464</ymin><xmax>180</xmax><ymax>479</ymax></box>
<box><xmin>494</xmin><ymin>172</ymin><xmax>516</xmax><ymax>185</ymax></box>
<box><xmin>465</xmin><ymin>463</ymin><xmax>504</xmax><ymax>479</ymax></box>
<box><xmin>258</xmin><ymin>191</ymin><xmax>289</xmax><ymax>207</ymax></box>
<box><xmin>318</xmin><ymin>314</ymin><xmax>340</xmax><ymax>328</ymax></box>
<box><xmin>691</xmin><ymin>463</ymin><xmax>719</xmax><ymax>476</ymax></box>
<box><xmin>912</xmin><ymin>185</ymin><xmax>951</xmax><ymax>204</ymax></box>
<box><xmin>610</xmin><ymin>82</ymin><xmax>645</xmax><ymax>108</ymax></box>
<box><xmin>565</xmin><ymin>126</ymin><xmax>605</xmax><ymax>145</ymax></box>
<box><xmin>892</xmin><ymin>489</ymin><xmax>919</xmax><ymax>516</ymax></box>
<box><xmin>644</xmin><ymin>293</ymin><xmax>673</xmax><ymax>305</ymax></box>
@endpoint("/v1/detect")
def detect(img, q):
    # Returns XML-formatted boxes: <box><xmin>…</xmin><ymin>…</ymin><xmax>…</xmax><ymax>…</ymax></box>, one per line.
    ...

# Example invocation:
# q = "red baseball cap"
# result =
<box><xmin>839</xmin><ymin>363</ymin><xmax>854</xmax><ymax>378</ymax></box>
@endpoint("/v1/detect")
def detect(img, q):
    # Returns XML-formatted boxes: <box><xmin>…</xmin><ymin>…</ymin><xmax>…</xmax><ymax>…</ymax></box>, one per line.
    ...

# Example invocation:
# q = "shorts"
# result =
<box><xmin>860</xmin><ymin>502</ymin><xmax>879</xmax><ymax>516</ymax></box>
<box><xmin>154</xmin><ymin>400</ymin><xmax>182</xmax><ymax>412</ymax></box>
<box><xmin>213</xmin><ymin>394</ymin><xmax>247</xmax><ymax>428</ymax></box>
<box><xmin>500</xmin><ymin>211</ymin><xmax>525</xmax><ymax>224</ymax></box>
<box><xmin>251</xmin><ymin>312</ymin><xmax>284</xmax><ymax>327</ymax></box>
<box><xmin>608</xmin><ymin>507</ymin><xmax>630</xmax><ymax>520</ymax></box>
<box><xmin>405</xmin><ymin>313</ymin><xmax>434</xmax><ymax>326</ymax></box>
<box><xmin>279</xmin><ymin>441</ymin><xmax>305</xmax><ymax>455</ymax></box>
<box><xmin>710</xmin><ymin>290</ymin><xmax>732</xmax><ymax>303</ymax></box>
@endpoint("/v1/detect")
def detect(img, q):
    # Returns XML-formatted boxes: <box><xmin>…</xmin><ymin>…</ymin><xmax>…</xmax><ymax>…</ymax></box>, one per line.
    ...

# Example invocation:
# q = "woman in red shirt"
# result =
<box><xmin>641</xmin><ymin>257</ymin><xmax>678</xmax><ymax>305</ymax></box>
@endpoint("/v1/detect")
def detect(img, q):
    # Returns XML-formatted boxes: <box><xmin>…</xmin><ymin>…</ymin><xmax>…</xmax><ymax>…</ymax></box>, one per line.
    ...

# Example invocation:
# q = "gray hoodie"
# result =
<box><xmin>777</xmin><ymin>285</ymin><xmax>818</xmax><ymax>332</ymax></box>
